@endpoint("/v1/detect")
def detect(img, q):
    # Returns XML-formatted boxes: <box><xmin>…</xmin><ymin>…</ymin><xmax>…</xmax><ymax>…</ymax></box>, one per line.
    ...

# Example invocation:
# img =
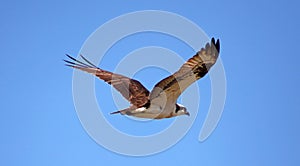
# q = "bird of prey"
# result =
<box><xmin>65</xmin><ymin>38</ymin><xmax>220</xmax><ymax>119</ymax></box>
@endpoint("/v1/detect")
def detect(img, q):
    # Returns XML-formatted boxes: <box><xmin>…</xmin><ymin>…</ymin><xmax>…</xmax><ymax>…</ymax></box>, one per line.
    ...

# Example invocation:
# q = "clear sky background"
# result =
<box><xmin>1</xmin><ymin>0</ymin><xmax>300</xmax><ymax>165</ymax></box>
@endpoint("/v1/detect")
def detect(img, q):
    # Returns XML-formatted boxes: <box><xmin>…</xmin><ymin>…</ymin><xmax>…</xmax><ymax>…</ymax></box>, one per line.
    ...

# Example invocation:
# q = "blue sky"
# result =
<box><xmin>1</xmin><ymin>0</ymin><xmax>300</xmax><ymax>165</ymax></box>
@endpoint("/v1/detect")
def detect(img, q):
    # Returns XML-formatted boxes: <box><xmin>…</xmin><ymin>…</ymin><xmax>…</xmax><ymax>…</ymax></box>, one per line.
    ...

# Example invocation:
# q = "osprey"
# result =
<box><xmin>65</xmin><ymin>38</ymin><xmax>220</xmax><ymax>119</ymax></box>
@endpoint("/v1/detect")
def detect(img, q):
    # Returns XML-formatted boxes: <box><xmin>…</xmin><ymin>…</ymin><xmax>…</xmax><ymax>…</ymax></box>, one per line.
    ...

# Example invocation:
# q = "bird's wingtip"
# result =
<box><xmin>211</xmin><ymin>37</ymin><xmax>220</xmax><ymax>53</ymax></box>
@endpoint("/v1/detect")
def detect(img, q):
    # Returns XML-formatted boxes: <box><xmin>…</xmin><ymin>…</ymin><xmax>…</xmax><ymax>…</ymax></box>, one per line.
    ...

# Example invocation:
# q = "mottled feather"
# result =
<box><xmin>149</xmin><ymin>38</ymin><xmax>220</xmax><ymax>108</ymax></box>
<box><xmin>64</xmin><ymin>55</ymin><xmax>150</xmax><ymax>108</ymax></box>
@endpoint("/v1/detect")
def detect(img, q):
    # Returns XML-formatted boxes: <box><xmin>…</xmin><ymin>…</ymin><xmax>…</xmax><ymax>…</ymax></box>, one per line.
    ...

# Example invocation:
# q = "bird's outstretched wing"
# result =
<box><xmin>64</xmin><ymin>55</ymin><xmax>150</xmax><ymax>108</ymax></box>
<box><xmin>149</xmin><ymin>38</ymin><xmax>220</xmax><ymax>108</ymax></box>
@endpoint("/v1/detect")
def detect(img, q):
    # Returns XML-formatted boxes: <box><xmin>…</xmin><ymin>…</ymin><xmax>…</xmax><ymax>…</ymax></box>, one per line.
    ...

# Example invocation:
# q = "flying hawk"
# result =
<box><xmin>65</xmin><ymin>38</ymin><xmax>220</xmax><ymax>119</ymax></box>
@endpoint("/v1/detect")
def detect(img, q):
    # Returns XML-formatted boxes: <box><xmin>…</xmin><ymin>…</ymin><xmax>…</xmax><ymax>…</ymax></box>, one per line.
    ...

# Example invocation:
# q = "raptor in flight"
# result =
<box><xmin>65</xmin><ymin>38</ymin><xmax>220</xmax><ymax>119</ymax></box>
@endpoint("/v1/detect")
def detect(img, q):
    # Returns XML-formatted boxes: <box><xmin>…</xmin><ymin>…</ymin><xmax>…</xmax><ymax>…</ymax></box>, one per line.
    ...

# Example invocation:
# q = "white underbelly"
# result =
<box><xmin>129</xmin><ymin>104</ymin><xmax>173</xmax><ymax>119</ymax></box>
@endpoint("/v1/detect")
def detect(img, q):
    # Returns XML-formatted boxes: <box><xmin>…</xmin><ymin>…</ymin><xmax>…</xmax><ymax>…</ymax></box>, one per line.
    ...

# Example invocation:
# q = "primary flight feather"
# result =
<box><xmin>65</xmin><ymin>38</ymin><xmax>220</xmax><ymax>119</ymax></box>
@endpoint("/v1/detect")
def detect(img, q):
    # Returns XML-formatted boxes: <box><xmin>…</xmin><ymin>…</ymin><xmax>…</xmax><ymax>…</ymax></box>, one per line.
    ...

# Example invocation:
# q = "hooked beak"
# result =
<box><xmin>185</xmin><ymin>112</ymin><xmax>190</xmax><ymax>116</ymax></box>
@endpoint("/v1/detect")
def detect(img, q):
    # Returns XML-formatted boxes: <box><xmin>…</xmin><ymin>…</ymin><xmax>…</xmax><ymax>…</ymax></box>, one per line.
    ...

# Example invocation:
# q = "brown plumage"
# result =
<box><xmin>65</xmin><ymin>38</ymin><xmax>220</xmax><ymax>119</ymax></box>
<box><xmin>149</xmin><ymin>38</ymin><xmax>220</xmax><ymax>109</ymax></box>
<box><xmin>64</xmin><ymin>54</ymin><xmax>150</xmax><ymax>108</ymax></box>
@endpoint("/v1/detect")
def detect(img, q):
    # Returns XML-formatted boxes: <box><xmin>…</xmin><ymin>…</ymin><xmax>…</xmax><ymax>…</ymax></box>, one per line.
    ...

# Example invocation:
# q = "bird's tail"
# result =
<box><xmin>110</xmin><ymin>108</ymin><xmax>133</xmax><ymax>115</ymax></box>
<box><xmin>110</xmin><ymin>110</ymin><xmax>123</xmax><ymax>115</ymax></box>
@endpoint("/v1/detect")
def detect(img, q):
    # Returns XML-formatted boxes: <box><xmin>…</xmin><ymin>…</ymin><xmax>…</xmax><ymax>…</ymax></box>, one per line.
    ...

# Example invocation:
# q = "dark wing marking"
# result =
<box><xmin>149</xmin><ymin>38</ymin><xmax>220</xmax><ymax>107</ymax></box>
<box><xmin>64</xmin><ymin>54</ymin><xmax>150</xmax><ymax>108</ymax></box>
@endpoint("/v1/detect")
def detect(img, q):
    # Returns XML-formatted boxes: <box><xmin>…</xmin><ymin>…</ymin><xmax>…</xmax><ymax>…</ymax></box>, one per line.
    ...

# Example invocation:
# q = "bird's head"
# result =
<box><xmin>175</xmin><ymin>103</ymin><xmax>190</xmax><ymax>116</ymax></box>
